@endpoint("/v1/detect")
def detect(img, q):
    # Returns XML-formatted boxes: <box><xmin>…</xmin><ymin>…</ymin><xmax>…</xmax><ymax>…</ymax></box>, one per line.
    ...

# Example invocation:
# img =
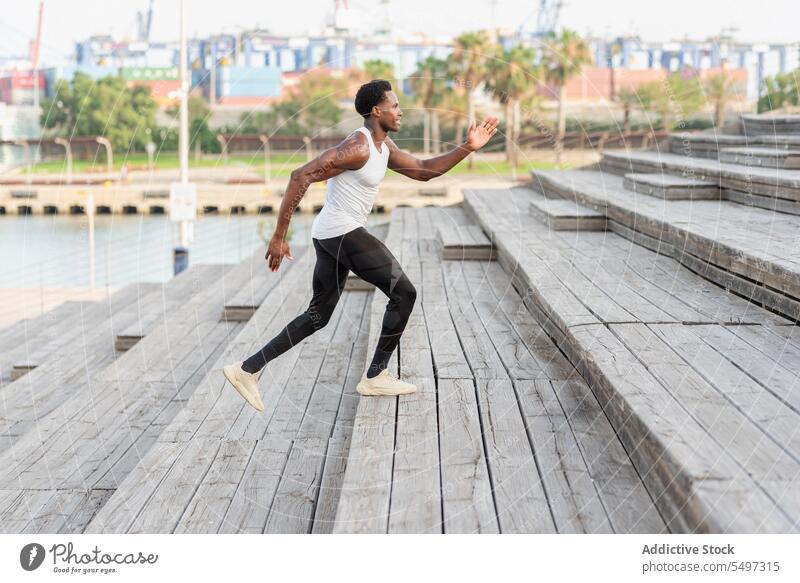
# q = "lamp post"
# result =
<box><xmin>95</xmin><ymin>137</ymin><xmax>113</xmax><ymax>176</ymax></box>
<box><xmin>216</xmin><ymin>134</ymin><xmax>228</xmax><ymax>165</ymax></box>
<box><xmin>54</xmin><ymin>137</ymin><xmax>72</xmax><ymax>184</ymax></box>
<box><xmin>171</xmin><ymin>0</ymin><xmax>194</xmax><ymax>275</ymax></box>
<box><xmin>259</xmin><ymin>134</ymin><xmax>271</xmax><ymax>184</ymax></box>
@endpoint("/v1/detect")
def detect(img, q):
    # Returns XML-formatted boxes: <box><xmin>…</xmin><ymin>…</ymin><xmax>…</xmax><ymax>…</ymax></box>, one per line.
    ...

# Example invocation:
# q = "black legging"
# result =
<box><xmin>241</xmin><ymin>226</ymin><xmax>417</xmax><ymax>374</ymax></box>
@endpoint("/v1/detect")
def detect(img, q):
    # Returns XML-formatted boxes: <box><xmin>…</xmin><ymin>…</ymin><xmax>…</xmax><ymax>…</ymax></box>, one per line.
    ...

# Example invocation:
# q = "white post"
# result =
<box><xmin>259</xmin><ymin>134</ymin><xmax>271</xmax><ymax>184</ymax></box>
<box><xmin>54</xmin><ymin>137</ymin><xmax>72</xmax><ymax>184</ymax></box>
<box><xmin>95</xmin><ymin>137</ymin><xmax>113</xmax><ymax>176</ymax></box>
<box><xmin>87</xmin><ymin>192</ymin><xmax>95</xmax><ymax>292</ymax></box>
<box><xmin>146</xmin><ymin>141</ymin><xmax>156</xmax><ymax>171</ymax></box>
<box><xmin>176</xmin><ymin>0</ymin><xmax>191</xmax><ymax>272</ymax></box>
<box><xmin>216</xmin><ymin>134</ymin><xmax>228</xmax><ymax>165</ymax></box>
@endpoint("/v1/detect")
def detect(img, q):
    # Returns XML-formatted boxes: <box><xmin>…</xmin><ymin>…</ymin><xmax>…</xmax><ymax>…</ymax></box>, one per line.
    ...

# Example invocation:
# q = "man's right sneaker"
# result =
<box><xmin>356</xmin><ymin>369</ymin><xmax>417</xmax><ymax>396</ymax></box>
<box><xmin>222</xmin><ymin>361</ymin><xmax>264</xmax><ymax>412</ymax></box>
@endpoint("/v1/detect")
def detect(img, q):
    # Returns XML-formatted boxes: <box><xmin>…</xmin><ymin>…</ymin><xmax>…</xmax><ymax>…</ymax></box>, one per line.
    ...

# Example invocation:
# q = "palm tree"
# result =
<box><xmin>485</xmin><ymin>44</ymin><xmax>538</xmax><ymax>170</ymax></box>
<box><xmin>541</xmin><ymin>28</ymin><xmax>592</xmax><ymax>164</ymax></box>
<box><xmin>448</xmin><ymin>31</ymin><xmax>491</xmax><ymax>167</ymax></box>
<box><xmin>705</xmin><ymin>71</ymin><xmax>742</xmax><ymax>130</ymax></box>
<box><xmin>411</xmin><ymin>56</ymin><xmax>447</xmax><ymax>154</ymax></box>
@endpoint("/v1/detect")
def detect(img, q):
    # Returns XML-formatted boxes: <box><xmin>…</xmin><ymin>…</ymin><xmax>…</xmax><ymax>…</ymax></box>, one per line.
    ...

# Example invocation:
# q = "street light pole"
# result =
<box><xmin>173</xmin><ymin>0</ymin><xmax>193</xmax><ymax>275</ymax></box>
<box><xmin>259</xmin><ymin>135</ymin><xmax>271</xmax><ymax>184</ymax></box>
<box><xmin>95</xmin><ymin>137</ymin><xmax>113</xmax><ymax>176</ymax></box>
<box><xmin>54</xmin><ymin>137</ymin><xmax>72</xmax><ymax>184</ymax></box>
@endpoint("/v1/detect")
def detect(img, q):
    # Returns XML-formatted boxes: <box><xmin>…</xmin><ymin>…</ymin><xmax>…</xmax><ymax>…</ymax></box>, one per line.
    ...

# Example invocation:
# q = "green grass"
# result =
<box><xmin>30</xmin><ymin>151</ymin><xmax>572</xmax><ymax>176</ymax></box>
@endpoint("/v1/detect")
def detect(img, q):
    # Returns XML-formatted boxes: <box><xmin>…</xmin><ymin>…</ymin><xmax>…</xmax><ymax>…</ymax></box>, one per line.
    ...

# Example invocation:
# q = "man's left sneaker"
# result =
<box><xmin>222</xmin><ymin>361</ymin><xmax>264</xmax><ymax>411</ymax></box>
<box><xmin>356</xmin><ymin>369</ymin><xmax>417</xmax><ymax>396</ymax></box>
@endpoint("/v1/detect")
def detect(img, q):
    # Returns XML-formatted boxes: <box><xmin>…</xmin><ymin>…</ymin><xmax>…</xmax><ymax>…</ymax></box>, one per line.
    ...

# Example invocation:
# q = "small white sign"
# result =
<box><xmin>170</xmin><ymin>182</ymin><xmax>197</xmax><ymax>222</ymax></box>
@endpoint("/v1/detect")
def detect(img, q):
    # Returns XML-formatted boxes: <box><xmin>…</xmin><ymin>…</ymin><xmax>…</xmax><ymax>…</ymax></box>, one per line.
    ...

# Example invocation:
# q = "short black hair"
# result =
<box><xmin>355</xmin><ymin>79</ymin><xmax>392</xmax><ymax>118</ymax></box>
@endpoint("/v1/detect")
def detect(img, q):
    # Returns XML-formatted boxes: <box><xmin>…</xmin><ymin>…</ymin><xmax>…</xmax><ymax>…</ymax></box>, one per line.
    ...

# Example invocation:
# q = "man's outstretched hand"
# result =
<box><xmin>466</xmin><ymin>116</ymin><xmax>499</xmax><ymax>152</ymax></box>
<box><xmin>266</xmin><ymin>234</ymin><xmax>294</xmax><ymax>272</ymax></box>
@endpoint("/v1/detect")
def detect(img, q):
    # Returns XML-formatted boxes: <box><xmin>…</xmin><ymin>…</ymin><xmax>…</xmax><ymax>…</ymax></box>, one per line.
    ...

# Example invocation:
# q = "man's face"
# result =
<box><xmin>374</xmin><ymin>91</ymin><xmax>402</xmax><ymax>132</ymax></box>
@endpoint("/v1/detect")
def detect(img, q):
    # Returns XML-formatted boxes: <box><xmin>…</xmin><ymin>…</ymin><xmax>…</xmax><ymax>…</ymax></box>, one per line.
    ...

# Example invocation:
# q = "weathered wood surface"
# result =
<box><xmin>333</xmin><ymin>209</ymin><xmax>405</xmax><ymax>534</ymax></box>
<box><xmin>335</xmin><ymin>205</ymin><xmax>666</xmax><ymax>533</ymax></box>
<box><xmin>741</xmin><ymin>114</ymin><xmax>800</xmax><ymax>136</ymax></box>
<box><xmin>465</xmin><ymin>186</ymin><xmax>800</xmax><ymax>533</ymax></box>
<box><xmin>0</xmin><ymin>250</ymin><xmax>320</xmax><ymax>532</ymax></box>
<box><xmin>525</xmin><ymin>187</ymin><xmax>607</xmax><ymax>230</ymax></box>
<box><xmin>437</xmin><ymin>222</ymin><xmax>496</xmax><ymax>260</ymax></box>
<box><xmin>719</xmin><ymin>147</ymin><xmax>800</xmax><ymax>169</ymax></box>
<box><xmin>0</xmin><ymin>263</ymin><xmax>236</xmax><ymax>454</ymax></box>
<box><xmin>600</xmin><ymin>150</ymin><xmax>800</xmax><ymax>202</ymax></box>
<box><xmin>623</xmin><ymin>172</ymin><xmax>721</xmax><ymax>199</ymax></box>
<box><xmin>0</xmin><ymin>282</ymin><xmax>158</xmax><ymax>382</ymax></box>
<box><xmin>83</xmin><ymin>239</ymin><xmax>371</xmax><ymax>534</ymax></box>
<box><xmin>532</xmin><ymin>168</ymin><xmax>800</xmax><ymax>320</ymax></box>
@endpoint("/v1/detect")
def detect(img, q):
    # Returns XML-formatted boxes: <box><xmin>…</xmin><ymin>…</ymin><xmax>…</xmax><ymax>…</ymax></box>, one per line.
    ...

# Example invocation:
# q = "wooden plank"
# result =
<box><xmin>84</xmin><ymin>441</ymin><xmax>186</xmax><ymax>533</ymax></box>
<box><xmin>610</xmin><ymin>323</ymin><xmax>800</xmax><ymax>522</ymax></box>
<box><xmin>437</xmin><ymin>378</ymin><xmax>499</xmax><ymax>533</ymax></box>
<box><xmin>0</xmin><ymin>490</ymin><xmax>57</xmax><ymax>533</ymax></box>
<box><xmin>526</xmin><ymin>188</ymin><xmax>607</xmax><ymax>230</ymax></box>
<box><xmin>438</xmin><ymin>222</ymin><xmax>496</xmax><ymax>261</ymax></box>
<box><xmin>568</xmin><ymin>324</ymin><xmax>793</xmax><ymax>533</ymax></box>
<box><xmin>217</xmin><ymin>435</ymin><xmax>291</xmax><ymax>533</ymax></box>
<box><xmin>333</xmin><ymin>208</ymin><xmax>405</xmax><ymax>533</ymax></box>
<box><xmin>310</xmin><ymin>437</ymin><xmax>349</xmax><ymax>534</ymax></box>
<box><xmin>515</xmin><ymin>378</ymin><xmax>613</xmax><ymax>533</ymax></box>
<box><xmin>23</xmin><ymin>489</ymin><xmax>94</xmax><ymax>534</ymax></box>
<box><xmin>442</xmin><ymin>250</ymin><xmax>555</xmax><ymax>533</ymax></box>
<box><xmin>546</xmin><ymin>378</ymin><xmax>668</xmax><ymax>533</ymax></box>
<box><xmin>264</xmin><ymin>436</ymin><xmax>328</xmax><ymax>533</ymax></box>
<box><xmin>623</xmin><ymin>172</ymin><xmax>720</xmax><ymax>199</ymax></box>
<box><xmin>175</xmin><ymin>439</ymin><xmax>257</xmax><ymax>534</ymax></box>
<box><xmin>389</xmin><ymin>210</ymin><xmax>442</xmax><ymax>534</ymax></box>
<box><xmin>647</xmin><ymin>324</ymin><xmax>800</xmax><ymax>461</ymax></box>
<box><xmin>125</xmin><ymin>437</ymin><xmax>222</xmax><ymax>533</ymax></box>
<box><xmin>62</xmin><ymin>489</ymin><xmax>114</xmax><ymax>534</ymax></box>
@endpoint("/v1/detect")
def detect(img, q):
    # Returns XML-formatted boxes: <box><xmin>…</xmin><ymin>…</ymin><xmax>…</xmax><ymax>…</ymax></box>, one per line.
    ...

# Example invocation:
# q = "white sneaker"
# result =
<box><xmin>222</xmin><ymin>361</ymin><xmax>264</xmax><ymax>412</ymax></box>
<box><xmin>356</xmin><ymin>369</ymin><xmax>417</xmax><ymax>396</ymax></box>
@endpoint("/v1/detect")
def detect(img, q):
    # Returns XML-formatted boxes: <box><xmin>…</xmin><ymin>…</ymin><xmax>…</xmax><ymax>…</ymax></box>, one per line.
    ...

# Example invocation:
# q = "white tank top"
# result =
<box><xmin>311</xmin><ymin>126</ymin><xmax>389</xmax><ymax>239</ymax></box>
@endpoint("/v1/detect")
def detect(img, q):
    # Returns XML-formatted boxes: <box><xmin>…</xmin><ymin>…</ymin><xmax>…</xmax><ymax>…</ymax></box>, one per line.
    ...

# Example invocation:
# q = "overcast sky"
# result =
<box><xmin>2</xmin><ymin>0</ymin><xmax>797</xmax><ymax>64</ymax></box>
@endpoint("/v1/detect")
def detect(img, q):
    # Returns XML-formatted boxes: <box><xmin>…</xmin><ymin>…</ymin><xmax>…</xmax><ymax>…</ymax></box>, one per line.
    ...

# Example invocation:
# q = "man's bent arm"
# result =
<box><xmin>386</xmin><ymin>138</ymin><xmax>473</xmax><ymax>182</ymax></box>
<box><xmin>273</xmin><ymin>135</ymin><xmax>369</xmax><ymax>238</ymax></box>
<box><xmin>387</xmin><ymin>116</ymin><xmax>499</xmax><ymax>182</ymax></box>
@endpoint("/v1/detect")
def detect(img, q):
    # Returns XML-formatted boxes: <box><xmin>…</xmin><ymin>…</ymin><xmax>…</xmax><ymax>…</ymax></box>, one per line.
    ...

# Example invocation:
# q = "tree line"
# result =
<box><xmin>40</xmin><ymin>28</ymin><xmax>766</xmax><ymax>168</ymax></box>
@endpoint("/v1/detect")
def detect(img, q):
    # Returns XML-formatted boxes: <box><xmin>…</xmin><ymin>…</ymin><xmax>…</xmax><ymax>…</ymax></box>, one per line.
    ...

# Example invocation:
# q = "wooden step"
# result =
<box><xmin>437</xmin><ymin>222</ymin><xmax>496</xmax><ymax>260</ymax></box>
<box><xmin>1</xmin><ymin>283</ymin><xmax>160</xmax><ymax>382</ymax></box>
<box><xmin>623</xmin><ymin>172</ymin><xmax>721</xmax><ymax>199</ymax></box>
<box><xmin>599</xmin><ymin>150</ymin><xmax>800</xmax><ymax>215</ymax></box>
<box><xmin>525</xmin><ymin>187</ymin><xmax>607</xmax><ymax>230</ymax></box>
<box><xmin>719</xmin><ymin>147</ymin><xmax>800</xmax><ymax>169</ymax></box>
<box><xmin>531</xmin><ymin>168</ymin><xmax>800</xmax><ymax>321</ymax></box>
<box><xmin>669</xmin><ymin>133</ymin><xmax>751</xmax><ymax>159</ymax></box>
<box><xmin>741</xmin><ymin>114</ymin><xmax>800</xmax><ymax>136</ymax></box>
<box><xmin>82</xmin><ymin>239</ymin><xmax>371</xmax><ymax>534</ymax></box>
<box><xmin>334</xmin><ymin>206</ymin><xmax>665</xmax><ymax>534</ymax></box>
<box><xmin>465</xmin><ymin>187</ymin><xmax>800</xmax><ymax>533</ymax></box>
<box><xmin>112</xmin><ymin>264</ymin><xmax>224</xmax><ymax>351</ymax></box>
<box><xmin>755</xmin><ymin>135</ymin><xmax>800</xmax><ymax>151</ymax></box>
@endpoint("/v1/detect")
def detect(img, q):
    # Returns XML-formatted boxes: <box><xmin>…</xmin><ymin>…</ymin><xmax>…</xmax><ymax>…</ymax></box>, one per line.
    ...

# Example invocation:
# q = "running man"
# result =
<box><xmin>223</xmin><ymin>79</ymin><xmax>498</xmax><ymax>411</ymax></box>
